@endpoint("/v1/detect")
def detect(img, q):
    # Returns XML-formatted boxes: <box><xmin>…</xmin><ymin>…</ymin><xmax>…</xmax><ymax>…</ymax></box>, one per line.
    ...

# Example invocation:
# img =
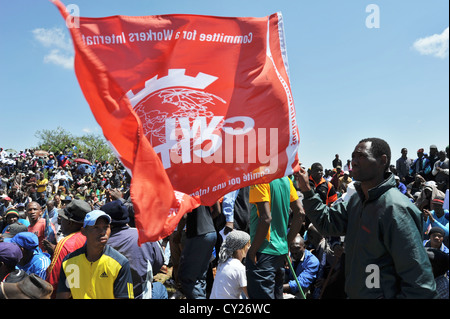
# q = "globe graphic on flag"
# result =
<box><xmin>134</xmin><ymin>88</ymin><xmax>226</xmax><ymax>150</ymax></box>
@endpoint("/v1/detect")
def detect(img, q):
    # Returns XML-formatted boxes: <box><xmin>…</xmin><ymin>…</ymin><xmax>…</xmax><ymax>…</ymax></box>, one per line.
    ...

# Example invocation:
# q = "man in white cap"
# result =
<box><xmin>56</xmin><ymin>210</ymin><xmax>134</xmax><ymax>299</ymax></box>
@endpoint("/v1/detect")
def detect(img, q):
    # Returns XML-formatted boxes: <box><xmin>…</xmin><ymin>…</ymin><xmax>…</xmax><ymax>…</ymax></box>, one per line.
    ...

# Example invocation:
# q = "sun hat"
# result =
<box><xmin>58</xmin><ymin>199</ymin><xmax>91</xmax><ymax>223</ymax></box>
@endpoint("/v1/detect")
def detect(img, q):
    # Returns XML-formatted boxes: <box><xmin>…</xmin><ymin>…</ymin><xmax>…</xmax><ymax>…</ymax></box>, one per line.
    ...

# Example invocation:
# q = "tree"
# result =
<box><xmin>35</xmin><ymin>127</ymin><xmax>115</xmax><ymax>162</ymax></box>
<box><xmin>35</xmin><ymin>126</ymin><xmax>74</xmax><ymax>154</ymax></box>
<box><xmin>78</xmin><ymin>133</ymin><xmax>115</xmax><ymax>162</ymax></box>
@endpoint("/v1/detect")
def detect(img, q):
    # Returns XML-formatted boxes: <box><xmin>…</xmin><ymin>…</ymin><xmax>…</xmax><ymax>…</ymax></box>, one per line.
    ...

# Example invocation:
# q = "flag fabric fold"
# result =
<box><xmin>52</xmin><ymin>0</ymin><xmax>299</xmax><ymax>243</ymax></box>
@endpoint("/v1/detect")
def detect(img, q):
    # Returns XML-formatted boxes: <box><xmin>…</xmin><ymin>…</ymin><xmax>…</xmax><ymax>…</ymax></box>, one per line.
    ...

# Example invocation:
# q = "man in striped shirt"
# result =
<box><xmin>8</xmin><ymin>232</ymin><xmax>50</xmax><ymax>280</ymax></box>
<box><xmin>46</xmin><ymin>199</ymin><xmax>90</xmax><ymax>298</ymax></box>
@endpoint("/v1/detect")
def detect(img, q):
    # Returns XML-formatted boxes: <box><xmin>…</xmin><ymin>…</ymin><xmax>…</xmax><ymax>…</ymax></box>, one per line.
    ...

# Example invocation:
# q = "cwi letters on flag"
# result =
<box><xmin>52</xmin><ymin>0</ymin><xmax>300</xmax><ymax>243</ymax></box>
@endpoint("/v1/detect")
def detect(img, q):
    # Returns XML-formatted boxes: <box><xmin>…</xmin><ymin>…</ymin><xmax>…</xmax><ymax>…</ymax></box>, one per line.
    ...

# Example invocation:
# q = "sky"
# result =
<box><xmin>0</xmin><ymin>0</ymin><xmax>448</xmax><ymax>170</ymax></box>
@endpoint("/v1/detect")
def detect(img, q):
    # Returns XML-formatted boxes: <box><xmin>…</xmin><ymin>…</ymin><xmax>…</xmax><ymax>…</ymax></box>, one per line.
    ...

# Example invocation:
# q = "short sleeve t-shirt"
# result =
<box><xmin>28</xmin><ymin>218</ymin><xmax>56</xmax><ymax>253</ymax></box>
<box><xmin>210</xmin><ymin>258</ymin><xmax>247</xmax><ymax>299</ymax></box>
<box><xmin>36</xmin><ymin>179</ymin><xmax>48</xmax><ymax>193</ymax></box>
<box><xmin>249</xmin><ymin>176</ymin><xmax>298</xmax><ymax>256</ymax></box>
<box><xmin>57</xmin><ymin>244</ymin><xmax>134</xmax><ymax>299</ymax></box>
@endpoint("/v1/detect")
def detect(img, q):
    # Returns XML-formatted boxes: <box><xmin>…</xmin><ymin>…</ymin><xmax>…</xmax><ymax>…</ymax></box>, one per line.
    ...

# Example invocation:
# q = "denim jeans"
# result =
<box><xmin>245</xmin><ymin>252</ymin><xmax>285</xmax><ymax>299</ymax></box>
<box><xmin>152</xmin><ymin>281</ymin><xmax>168</xmax><ymax>299</ymax></box>
<box><xmin>179</xmin><ymin>231</ymin><xmax>217</xmax><ymax>299</ymax></box>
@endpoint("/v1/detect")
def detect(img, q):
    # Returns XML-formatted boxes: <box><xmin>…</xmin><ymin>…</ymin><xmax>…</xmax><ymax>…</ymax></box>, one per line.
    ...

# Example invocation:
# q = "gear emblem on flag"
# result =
<box><xmin>126</xmin><ymin>69</ymin><xmax>226</xmax><ymax>148</ymax></box>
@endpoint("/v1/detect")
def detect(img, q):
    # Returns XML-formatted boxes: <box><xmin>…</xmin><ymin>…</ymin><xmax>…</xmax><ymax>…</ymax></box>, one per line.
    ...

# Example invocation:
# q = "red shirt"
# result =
<box><xmin>46</xmin><ymin>231</ymin><xmax>86</xmax><ymax>298</ymax></box>
<box><xmin>309</xmin><ymin>176</ymin><xmax>338</xmax><ymax>206</ymax></box>
<box><xmin>28</xmin><ymin>218</ymin><xmax>56</xmax><ymax>253</ymax></box>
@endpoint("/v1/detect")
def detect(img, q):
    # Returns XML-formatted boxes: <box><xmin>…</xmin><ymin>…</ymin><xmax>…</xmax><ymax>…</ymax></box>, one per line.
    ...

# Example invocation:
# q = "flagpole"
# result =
<box><xmin>286</xmin><ymin>254</ymin><xmax>306</xmax><ymax>299</ymax></box>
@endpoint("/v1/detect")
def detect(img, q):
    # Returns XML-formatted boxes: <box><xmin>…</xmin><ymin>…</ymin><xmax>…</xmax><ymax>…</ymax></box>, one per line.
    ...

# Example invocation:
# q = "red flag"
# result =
<box><xmin>52</xmin><ymin>0</ymin><xmax>299</xmax><ymax>243</ymax></box>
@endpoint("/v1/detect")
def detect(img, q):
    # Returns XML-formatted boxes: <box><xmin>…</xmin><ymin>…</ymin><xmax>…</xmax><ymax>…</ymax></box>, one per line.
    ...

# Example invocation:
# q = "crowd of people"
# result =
<box><xmin>0</xmin><ymin>140</ymin><xmax>448</xmax><ymax>299</ymax></box>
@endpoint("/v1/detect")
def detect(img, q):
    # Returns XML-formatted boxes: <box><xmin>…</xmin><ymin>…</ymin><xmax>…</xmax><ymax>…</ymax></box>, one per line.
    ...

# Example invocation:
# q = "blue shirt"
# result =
<box><xmin>107</xmin><ymin>226</ymin><xmax>164</xmax><ymax>298</ymax></box>
<box><xmin>423</xmin><ymin>210</ymin><xmax>449</xmax><ymax>237</ymax></box>
<box><xmin>397</xmin><ymin>182</ymin><xmax>407</xmax><ymax>195</ymax></box>
<box><xmin>286</xmin><ymin>249</ymin><xmax>320</xmax><ymax>294</ymax></box>
<box><xmin>17</xmin><ymin>248</ymin><xmax>51</xmax><ymax>280</ymax></box>
<box><xmin>222</xmin><ymin>189</ymin><xmax>239</xmax><ymax>223</ymax></box>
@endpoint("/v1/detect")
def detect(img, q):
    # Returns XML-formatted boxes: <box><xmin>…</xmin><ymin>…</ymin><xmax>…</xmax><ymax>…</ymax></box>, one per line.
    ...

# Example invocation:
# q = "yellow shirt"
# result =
<box><xmin>37</xmin><ymin>178</ymin><xmax>48</xmax><ymax>193</ymax></box>
<box><xmin>58</xmin><ymin>245</ymin><xmax>134</xmax><ymax>299</ymax></box>
<box><xmin>248</xmin><ymin>177</ymin><xmax>298</xmax><ymax>255</ymax></box>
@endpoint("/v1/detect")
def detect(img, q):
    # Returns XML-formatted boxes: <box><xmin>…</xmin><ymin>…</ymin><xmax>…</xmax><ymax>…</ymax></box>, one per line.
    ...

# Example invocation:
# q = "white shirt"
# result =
<box><xmin>210</xmin><ymin>258</ymin><xmax>247</xmax><ymax>299</ymax></box>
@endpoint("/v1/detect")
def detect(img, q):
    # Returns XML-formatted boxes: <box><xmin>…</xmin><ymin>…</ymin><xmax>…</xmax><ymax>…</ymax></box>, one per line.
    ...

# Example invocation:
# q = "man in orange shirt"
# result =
<box><xmin>26</xmin><ymin>202</ymin><xmax>56</xmax><ymax>254</ymax></box>
<box><xmin>46</xmin><ymin>199</ymin><xmax>90</xmax><ymax>298</ymax></box>
<box><xmin>309</xmin><ymin>163</ymin><xmax>338</xmax><ymax>206</ymax></box>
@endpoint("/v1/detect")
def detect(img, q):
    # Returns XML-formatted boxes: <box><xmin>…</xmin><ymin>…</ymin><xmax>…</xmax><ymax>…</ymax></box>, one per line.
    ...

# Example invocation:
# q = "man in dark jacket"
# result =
<box><xmin>295</xmin><ymin>137</ymin><xmax>437</xmax><ymax>299</ymax></box>
<box><xmin>102</xmin><ymin>200</ymin><xmax>166</xmax><ymax>299</ymax></box>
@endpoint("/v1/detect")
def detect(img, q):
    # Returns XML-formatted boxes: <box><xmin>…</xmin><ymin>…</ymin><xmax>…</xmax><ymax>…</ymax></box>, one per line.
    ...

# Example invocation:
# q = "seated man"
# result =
<box><xmin>283</xmin><ymin>234</ymin><xmax>319</xmax><ymax>297</ymax></box>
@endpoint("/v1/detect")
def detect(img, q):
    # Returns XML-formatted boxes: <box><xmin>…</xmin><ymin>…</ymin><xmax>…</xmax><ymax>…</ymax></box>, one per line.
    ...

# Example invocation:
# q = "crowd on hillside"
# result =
<box><xmin>0</xmin><ymin>142</ymin><xmax>448</xmax><ymax>299</ymax></box>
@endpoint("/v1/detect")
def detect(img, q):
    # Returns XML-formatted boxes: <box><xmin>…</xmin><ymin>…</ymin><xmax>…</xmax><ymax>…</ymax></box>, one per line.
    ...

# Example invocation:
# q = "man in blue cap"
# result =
<box><xmin>9</xmin><ymin>232</ymin><xmax>51</xmax><ymax>280</ymax></box>
<box><xmin>56</xmin><ymin>210</ymin><xmax>134</xmax><ymax>299</ymax></box>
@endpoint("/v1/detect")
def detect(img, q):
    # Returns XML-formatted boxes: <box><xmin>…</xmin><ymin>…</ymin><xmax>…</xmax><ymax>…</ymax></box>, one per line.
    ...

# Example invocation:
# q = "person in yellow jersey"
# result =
<box><xmin>246</xmin><ymin>176</ymin><xmax>304</xmax><ymax>299</ymax></box>
<box><xmin>36</xmin><ymin>173</ymin><xmax>49</xmax><ymax>199</ymax></box>
<box><xmin>56</xmin><ymin>210</ymin><xmax>134</xmax><ymax>299</ymax></box>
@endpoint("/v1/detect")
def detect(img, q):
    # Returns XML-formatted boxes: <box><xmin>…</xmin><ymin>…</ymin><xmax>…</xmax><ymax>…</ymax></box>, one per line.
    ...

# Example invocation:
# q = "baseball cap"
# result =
<box><xmin>10</xmin><ymin>232</ymin><xmax>39</xmax><ymax>251</ymax></box>
<box><xmin>58</xmin><ymin>199</ymin><xmax>91</xmax><ymax>223</ymax></box>
<box><xmin>83</xmin><ymin>210</ymin><xmax>112</xmax><ymax>228</ymax></box>
<box><xmin>2</xmin><ymin>223</ymin><xmax>28</xmax><ymax>240</ymax></box>
<box><xmin>431</xmin><ymin>196</ymin><xmax>445</xmax><ymax>206</ymax></box>
<box><xmin>0</xmin><ymin>242</ymin><xmax>23</xmax><ymax>268</ymax></box>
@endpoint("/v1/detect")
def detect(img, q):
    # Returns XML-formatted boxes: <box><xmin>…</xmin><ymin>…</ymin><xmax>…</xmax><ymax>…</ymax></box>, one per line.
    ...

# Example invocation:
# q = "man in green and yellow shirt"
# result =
<box><xmin>246</xmin><ymin>176</ymin><xmax>304</xmax><ymax>299</ymax></box>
